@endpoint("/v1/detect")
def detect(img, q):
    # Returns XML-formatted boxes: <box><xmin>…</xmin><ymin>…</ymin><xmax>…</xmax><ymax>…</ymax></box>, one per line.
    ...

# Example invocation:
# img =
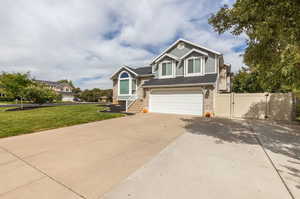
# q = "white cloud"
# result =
<box><xmin>0</xmin><ymin>0</ymin><xmax>245</xmax><ymax>89</ymax></box>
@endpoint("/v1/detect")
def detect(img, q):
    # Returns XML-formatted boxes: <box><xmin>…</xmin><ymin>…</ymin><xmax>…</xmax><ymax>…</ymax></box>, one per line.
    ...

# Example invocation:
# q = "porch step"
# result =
<box><xmin>128</xmin><ymin>99</ymin><xmax>144</xmax><ymax>113</ymax></box>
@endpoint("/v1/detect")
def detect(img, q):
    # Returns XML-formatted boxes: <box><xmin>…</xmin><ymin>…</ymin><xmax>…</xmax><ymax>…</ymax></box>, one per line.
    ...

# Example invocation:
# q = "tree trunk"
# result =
<box><xmin>20</xmin><ymin>97</ymin><xmax>23</xmax><ymax>109</ymax></box>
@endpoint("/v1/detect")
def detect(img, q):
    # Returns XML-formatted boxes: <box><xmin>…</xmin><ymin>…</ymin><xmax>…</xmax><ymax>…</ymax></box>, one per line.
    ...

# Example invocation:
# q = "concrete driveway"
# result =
<box><xmin>103</xmin><ymin>117</ymin><xmax>299</xmax><ymax>199</ymax></box>
<box><xmin>0</xmin><ymin>114</ymin><xmax>299</xmax><ymax>199</ymax></box>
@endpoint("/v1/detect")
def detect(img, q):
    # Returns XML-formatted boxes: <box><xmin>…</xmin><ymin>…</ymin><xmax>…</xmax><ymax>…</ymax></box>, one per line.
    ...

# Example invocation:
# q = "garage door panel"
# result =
<box><xmin>149</xmin><ymin>90</ymin><xmax>203</xmax><ymax>116</ymax></box>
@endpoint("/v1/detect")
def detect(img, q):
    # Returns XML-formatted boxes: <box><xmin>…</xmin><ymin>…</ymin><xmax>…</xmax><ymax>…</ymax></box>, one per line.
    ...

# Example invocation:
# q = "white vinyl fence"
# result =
<box><xmin>215</xmin><ymin>93</ymin><xmax>295</xmax><ymax>121</ymax></box>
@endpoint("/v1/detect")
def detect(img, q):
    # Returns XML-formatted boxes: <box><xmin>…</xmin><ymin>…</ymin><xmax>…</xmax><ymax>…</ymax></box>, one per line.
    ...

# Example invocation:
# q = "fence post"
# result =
<box><xmin>230</xmin><ymin>92</ymin><xmax>234</xmax><ymax>118</ymax></box>
<box><xmin>265</xmin><ymin>92</ymin><xmax>269</xmax><ymax>119</ymax></box>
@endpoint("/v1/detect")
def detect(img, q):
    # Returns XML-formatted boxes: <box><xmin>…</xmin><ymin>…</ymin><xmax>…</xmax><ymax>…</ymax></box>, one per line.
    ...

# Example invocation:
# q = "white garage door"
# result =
<box><xmin>149</xmin><ymin>89</ymin><xmax>203</xmax><ymax>116</ymax></box>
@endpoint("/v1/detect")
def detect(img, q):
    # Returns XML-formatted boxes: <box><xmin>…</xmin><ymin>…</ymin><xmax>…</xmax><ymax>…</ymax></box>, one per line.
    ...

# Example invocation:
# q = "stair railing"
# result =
<box><xmin>126</xmin><ymin>95</ymin><xmax>138</xmax><ymax>112</ymax></box>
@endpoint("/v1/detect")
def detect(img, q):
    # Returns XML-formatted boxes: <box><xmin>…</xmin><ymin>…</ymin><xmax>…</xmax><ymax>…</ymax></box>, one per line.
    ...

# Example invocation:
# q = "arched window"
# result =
<box><xmin>120</xmin><ymin>72</ymin><xmax>129</xmax><ymax>78</ymax></box>
<box><xmin>118</xmin><ymin>71</ymin><xmax>137</xmax><ymax>95</ymax></box>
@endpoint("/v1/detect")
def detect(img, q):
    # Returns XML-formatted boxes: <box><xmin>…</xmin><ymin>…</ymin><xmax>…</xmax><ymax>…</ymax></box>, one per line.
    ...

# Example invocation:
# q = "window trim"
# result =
<box><xmin>159</xmin><ymin>61</ymin><xmax>174</xmax><ymax>79</ymax></box>
<box><xmin>184</xmin><ymin>56</ymin><xmax>204</xmax><ymax>77</ymax></box>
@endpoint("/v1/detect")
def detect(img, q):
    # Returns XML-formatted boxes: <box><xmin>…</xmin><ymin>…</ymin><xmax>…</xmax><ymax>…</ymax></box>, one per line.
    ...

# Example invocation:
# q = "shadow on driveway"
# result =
<box><xmin>181</xmin><ymin>117</ymin><xmax>257</xmax><ymax>145</ymax></box>
<box><xmin>181</xmin><ymin>117</ymin><xmax>300</xmax><ymax>193</ymax></box>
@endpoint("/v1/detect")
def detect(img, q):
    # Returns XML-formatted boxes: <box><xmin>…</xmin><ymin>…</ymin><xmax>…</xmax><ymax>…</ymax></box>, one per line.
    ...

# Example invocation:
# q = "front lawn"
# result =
<box><xmin>0</xmin><ymin>105</ymin><xmax>124</xmax><ymax>138</ymax></box>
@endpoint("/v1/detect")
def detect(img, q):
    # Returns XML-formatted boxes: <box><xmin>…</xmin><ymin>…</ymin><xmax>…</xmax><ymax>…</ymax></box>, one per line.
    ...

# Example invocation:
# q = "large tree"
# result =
<box><xmin>79</xmin><ymin>88</ymin><xmax>112</xmax><ymax>102</ymax></box>
<box><xmin>0</xmin><ymin>73</ymin><xmax>33</xmax><ymax>107</ymax></box>
<box><xmin>209</xmin><ymin>0</ymin><xmax>300</xmax><ymax>92</ymax></box>
<box><xmin>232</xmin><ymin>67</ymin><xmax>264</xmax><ymax>93</ymax></box>
<box><xmin>26</xmin><ymin>86</ymin><xmax>59</xmax><ymax>104</ymax></box>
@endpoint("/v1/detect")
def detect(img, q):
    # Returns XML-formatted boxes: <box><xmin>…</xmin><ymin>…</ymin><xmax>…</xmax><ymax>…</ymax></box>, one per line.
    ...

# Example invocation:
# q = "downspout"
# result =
<box><xmin>213</xmin><ymin>55</ymin><xmax>220</xmax><ymax>116</ymax></box>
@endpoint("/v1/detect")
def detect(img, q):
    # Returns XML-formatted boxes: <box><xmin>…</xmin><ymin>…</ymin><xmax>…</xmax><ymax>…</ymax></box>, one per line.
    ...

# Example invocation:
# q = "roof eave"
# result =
<box><xmin>142</xmin><ymin>82</ymin><xmax>215</xmax><ymax>88</ymax></box>
<box><xmin>110</xmin><ymin>65</ymin><xmax>138</xmax><ymax>79</ymax></box>
<box><xmin>138</xmin><ymin>74</ymin><xmax>155</xmax><ymax>77</ymax></box>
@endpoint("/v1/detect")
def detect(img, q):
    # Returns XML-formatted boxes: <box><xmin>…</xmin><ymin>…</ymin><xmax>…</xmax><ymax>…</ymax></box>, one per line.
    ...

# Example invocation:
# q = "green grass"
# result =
<box><xmin>0</xmin><ymin>105</ymin><xmax>124</xmax><ymax>138</ymax></box>
<box><xmin>0</xmin><ymin>101</ymin><xmax>16</xmax><ymax>105</ymax></box>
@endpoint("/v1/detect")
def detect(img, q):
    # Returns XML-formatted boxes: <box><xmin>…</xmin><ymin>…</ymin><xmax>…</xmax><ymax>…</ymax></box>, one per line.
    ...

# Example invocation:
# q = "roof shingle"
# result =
<box><xmin>142</xmin><ymin>74</ymin><xmax>217</xmax><ymax>87</ymax></box>
<box><xmin>128</xmin><ymin>66</ymin><xmax>153</xmax><ymax>76</ymax></box>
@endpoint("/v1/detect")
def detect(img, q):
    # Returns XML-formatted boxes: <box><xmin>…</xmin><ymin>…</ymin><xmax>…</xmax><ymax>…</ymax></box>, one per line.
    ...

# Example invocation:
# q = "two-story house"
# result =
<box><xmin>36</xmin><ymin>80</ymin><xmax>75</xmax><ymax>102</ymax></box>
<box><xmin>111</xmin><ymin>39</ymin><xmax>231</xmax><ymax>116</ymax></box>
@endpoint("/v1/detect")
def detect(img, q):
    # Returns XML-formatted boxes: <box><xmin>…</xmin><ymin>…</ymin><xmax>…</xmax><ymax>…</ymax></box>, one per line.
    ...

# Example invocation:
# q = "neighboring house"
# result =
<box><xmin>111</xmin><ymin>39</ymin><xmax>231</xmax><ymax>115</ymax></box>
<box><xmin>36</xmin><ymin>80</ymin><xmax>75</xmax><ymax>102</ymax></box>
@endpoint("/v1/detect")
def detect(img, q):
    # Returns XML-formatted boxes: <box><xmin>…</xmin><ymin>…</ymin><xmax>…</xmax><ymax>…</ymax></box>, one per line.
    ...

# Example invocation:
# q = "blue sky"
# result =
<box><xmin>0</xmin><ymin>0</ymin><xmax>246</xmax><ymax>89</ymax></box>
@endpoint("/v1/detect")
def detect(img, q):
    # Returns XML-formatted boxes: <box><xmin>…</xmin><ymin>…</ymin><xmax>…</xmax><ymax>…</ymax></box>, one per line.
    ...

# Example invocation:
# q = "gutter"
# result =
<box><xmin>138</xmin><ymin>74</ymin><xmax>155</xmax><ymax>77</ymax></box>
<box><xmin>142</xmin><ymin>82</ymin><xmax>215</xmax><ymax>88</ymax></box>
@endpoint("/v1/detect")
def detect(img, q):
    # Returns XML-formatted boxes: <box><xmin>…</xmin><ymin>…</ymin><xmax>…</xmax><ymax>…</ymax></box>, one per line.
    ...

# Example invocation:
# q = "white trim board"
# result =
<box><xmin>181</xmin><ymin>48</ymin><xmax>208</xmax><ymax>59</ymax></box>
<box><xmin>154</xmin><ymin>53</ymin><xmax>180</xmax><ymax>63</ymax></box>
<box><xmin>143</xmin><ymin>82</ymin><xmax>215</xmax><ymax>88</ymax></box>
<box><xmin>110</xmin><ymin>65</ymin><xmax>138</xmax><ymax>79</ymax></box>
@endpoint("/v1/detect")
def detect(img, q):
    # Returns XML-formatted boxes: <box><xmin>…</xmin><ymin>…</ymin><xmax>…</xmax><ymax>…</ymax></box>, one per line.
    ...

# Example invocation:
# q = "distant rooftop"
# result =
<box><xmin>35</xmin><ymin>80</ymin><xmax>72</xmax><ymax>88</ymax></box>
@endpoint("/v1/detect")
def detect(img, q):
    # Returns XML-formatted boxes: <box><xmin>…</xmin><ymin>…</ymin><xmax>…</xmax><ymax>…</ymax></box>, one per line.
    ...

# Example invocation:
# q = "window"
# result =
<box><xmin>119</xmin><ymin>72</ymin><xmax>130</xmax><ymax>95</ymax></box>
<box><xmin>120</xmin><ymin>72</ymin><xmax>129</xmax><ymax>78</ymax></box>
<box><xmin>185</xmin><ymin>57</ymin><xmax>203</xmax><ymax>76</ymax></box>
<box><xmin>120</xmin><ymin>79</ymin><xmax>129</xmax><ymax>94</ymax></box>
<box><xmin>161</xmin><ymin>62</ymin><xmax>173</xmax><ymax>77</ymax></box>
<box><xmin>118</xmin><ymin>71</ymin><xmax>137</xmax><ymax>95</ymax></box>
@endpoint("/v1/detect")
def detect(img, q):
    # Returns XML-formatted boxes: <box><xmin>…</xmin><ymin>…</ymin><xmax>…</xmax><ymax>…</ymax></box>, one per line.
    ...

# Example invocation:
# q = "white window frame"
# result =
<box><xmin>204</xmin><ymin>54</ymin><xmax>218</xmax><ymax>74</ymax></box>
<box><xmin>131</xmin><ymin>78</ymin><xmax>138</xmax><ymax>95</ymax></box>
<box><xmin>159</xmin><ymin>61</ymin><xmax>174</xmax><ymax>79</ymax></box>
<box><xmin>184</xmin><ymin>56</ymin><xmax>204</xmax><ymax>77</ymax></box>
<box><xmin>118</xmin><ymin>71</ymin><xmax>137</xmax><ymax>96</ymax></box>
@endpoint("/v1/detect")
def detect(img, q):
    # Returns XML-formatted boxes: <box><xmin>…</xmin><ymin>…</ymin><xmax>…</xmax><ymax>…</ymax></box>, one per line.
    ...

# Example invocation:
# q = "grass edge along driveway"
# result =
<box><xmin>0</xmin><ymin>105</ymin><xmax>124</xmax><ymax>138</ymax></box>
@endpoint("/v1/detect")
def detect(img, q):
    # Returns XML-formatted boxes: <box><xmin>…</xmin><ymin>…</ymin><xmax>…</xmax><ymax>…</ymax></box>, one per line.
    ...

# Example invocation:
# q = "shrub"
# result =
<box><xmin>26</xmin><ymin>86</ymin><xmax>59</xmax><ymax>104</ymax></box>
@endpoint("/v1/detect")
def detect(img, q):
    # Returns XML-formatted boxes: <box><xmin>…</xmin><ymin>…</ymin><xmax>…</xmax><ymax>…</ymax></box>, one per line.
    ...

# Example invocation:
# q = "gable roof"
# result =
<box><xmin>110</xmin><ymin>66</ymin><xmax>138</xmax><ymax>79</ymax></box>
<box><xmin>154</xmin><ymin>53</ymin><xmax>180</xmax><ymax>63</ymax></box>
<box><xmin>129</xmin><ymin>66</ymin><xmax>153</xmax><ymax>76</ymax></box>
<box><xmin>110</xmin><ymin>66</ymin><xmax>153</xmax><ymax>79</ymax></box>
<box><xmin>181</xmin><ymin>48</ymin><xmax>208</xmax><ymax>59</ymax></box>
<box><xmin>151</xmin><ymin>38</ymin><xmax>222</xmax><ymax>64</ymax></box>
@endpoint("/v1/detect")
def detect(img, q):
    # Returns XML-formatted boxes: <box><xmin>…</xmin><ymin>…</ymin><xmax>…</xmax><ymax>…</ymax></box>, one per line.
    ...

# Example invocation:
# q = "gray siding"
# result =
<box><xmin>169</xmin><ymin>45</ymin><xmax>191</xmax><ymax>57</ymax></box>
<box><xmin>205</xmin><ymin>52</ymin><xmax>216</xmax><ymax>73</ymax></box>
<box><xmin>184</xmin><ymin>51</ymin><xmax>216</xmax><ymax>74</ymax></box>
<box><xmin>169</xmin><ymin>42</ymin><xmax>217</xmax><ymax>74</ymax></box>
<box><xmin>151</xmin><ymin>41</ymin><xmax>218</xmax><ymax>78</ymax></box>
<box><xmin>176</xmin><ymin>61</ymin><xmax>184</xmax><ymax>76</ymax></box>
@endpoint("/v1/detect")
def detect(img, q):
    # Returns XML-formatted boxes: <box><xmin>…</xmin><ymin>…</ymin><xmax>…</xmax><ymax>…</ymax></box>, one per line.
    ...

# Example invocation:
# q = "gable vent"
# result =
<box><xmin>177</xmin><ymin>42</ymin><xmax>185</xmax><ymax>49</ymax></box>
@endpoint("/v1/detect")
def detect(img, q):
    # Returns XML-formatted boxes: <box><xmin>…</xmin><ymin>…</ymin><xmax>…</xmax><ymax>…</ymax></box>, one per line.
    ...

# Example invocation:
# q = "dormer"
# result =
<box><xmin>150</xmin><ymin>39</ymin><xmax>222</xmax><ymax>79</ymax></box>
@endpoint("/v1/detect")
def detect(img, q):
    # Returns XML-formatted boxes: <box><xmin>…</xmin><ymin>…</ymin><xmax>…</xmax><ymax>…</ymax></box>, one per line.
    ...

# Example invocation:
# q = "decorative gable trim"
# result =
<box><xmin>154</xmin><ymin>53</ymin><xmax>180</xmax><ymax>63</ymax></box>
<box><xmin>181</xmin><ymin>48</ymin><xmax>208</xmax><ymax>59</ymax></box>
<box><xmin>151</xmin><ymin>38</ymin><xmax>222</xmax><ymax>64</ymax></box>
<box><xmin>110</xmin><ymin>65</ymin><xmax>138</xmax><ymax>79</ymax></box>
